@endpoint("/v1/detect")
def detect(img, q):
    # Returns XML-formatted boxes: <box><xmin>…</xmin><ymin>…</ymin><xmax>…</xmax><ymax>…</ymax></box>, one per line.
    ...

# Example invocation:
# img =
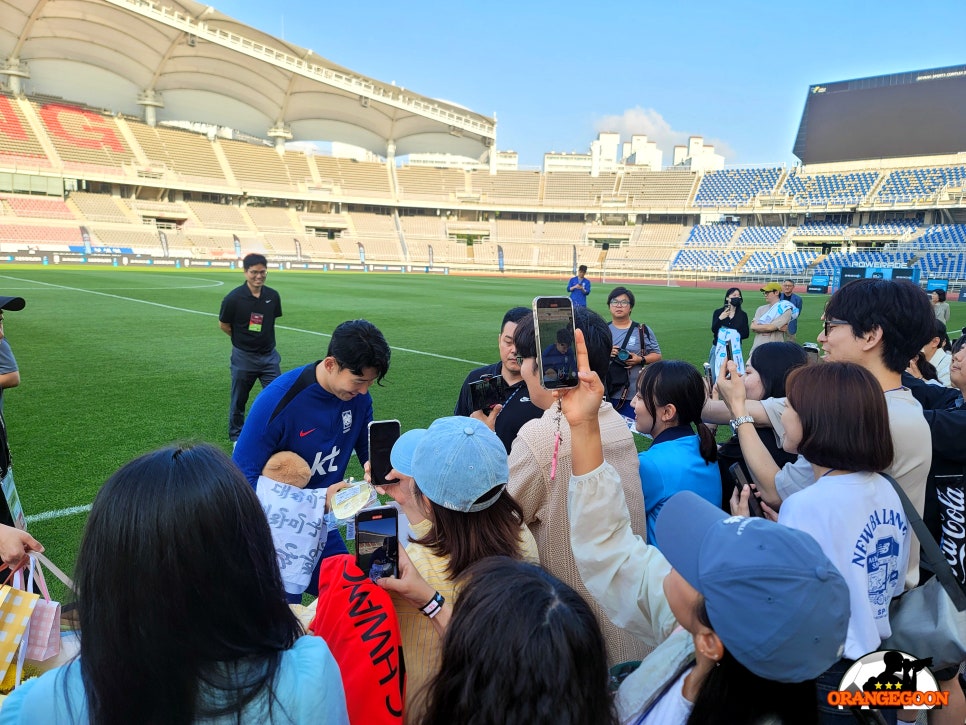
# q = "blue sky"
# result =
<box><xmin>217</xmin><ymin>0</ymin><xmax>966</xmax><ymax>168</ymax></box>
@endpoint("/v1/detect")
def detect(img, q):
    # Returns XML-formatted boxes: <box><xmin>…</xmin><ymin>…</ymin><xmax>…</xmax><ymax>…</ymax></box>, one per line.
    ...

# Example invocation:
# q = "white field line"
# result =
<box><xmin>3</xmin><ymin>274</ymin><xmax>486</xmax><ymax>522</ymax></box>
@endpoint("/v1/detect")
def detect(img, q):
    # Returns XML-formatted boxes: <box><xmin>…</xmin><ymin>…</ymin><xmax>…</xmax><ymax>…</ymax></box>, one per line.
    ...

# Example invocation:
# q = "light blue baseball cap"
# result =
<box><xmin>389</xmin><ymin>429</ymin><xmax>426</xmax><ymax>477</ymax></box>
<box><xmin>401</xmin><ymin>416</ymin><xmax>508</xmax><ymax>513</ymax></box>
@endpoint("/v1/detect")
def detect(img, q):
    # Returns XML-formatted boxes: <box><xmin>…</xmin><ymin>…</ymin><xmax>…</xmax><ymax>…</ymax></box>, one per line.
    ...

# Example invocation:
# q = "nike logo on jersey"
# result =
<box><xmin>299</xmin><ymin>428</ymin><xmax>317</xmax><ymax>437</ymax></box>
<box><xmin>520</xmin><ymin>397</ymin><xmax>530</xmax><ymax>403</ymax></box>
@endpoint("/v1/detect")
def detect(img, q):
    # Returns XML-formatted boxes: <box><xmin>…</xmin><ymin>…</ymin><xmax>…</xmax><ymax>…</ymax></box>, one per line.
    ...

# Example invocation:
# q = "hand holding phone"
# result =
<box><xmin>729</xmin><ymin>463</ymin><xmax>765</xmax><ymax>518</ymax></box>
<box><xmin>369</xmin><ymin>420</ymin><xmax>401</xmax><ymax>487</ymax></box>
<box><xmin>702</xmin><ymin>362</ymin><xmax>714</xmax><ymax>394</ymax></box>
<box><xmin>355</xmin><ymin>506</ymin><xmax>399</xmax><ymax>580</ymax></box>
<box><xmin>533</xmin><ymin>296</ymin><xmax>578</xmax><ymax>390</ymax></box>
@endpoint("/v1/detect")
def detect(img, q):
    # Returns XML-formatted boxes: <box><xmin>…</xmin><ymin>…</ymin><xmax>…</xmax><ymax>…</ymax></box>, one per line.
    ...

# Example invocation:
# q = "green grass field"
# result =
<box><xmin>0</xmin><ymin>266</ymin><xmax>958</xmax><ymax>598</ymax></box>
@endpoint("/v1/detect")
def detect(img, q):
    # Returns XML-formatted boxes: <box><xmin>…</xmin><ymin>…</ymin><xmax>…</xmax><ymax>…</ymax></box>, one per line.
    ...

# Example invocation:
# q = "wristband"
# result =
<box><xmin>420</xmin><ymin>591</ymin><xmax>445</xmax><ymax>618</ymax></box>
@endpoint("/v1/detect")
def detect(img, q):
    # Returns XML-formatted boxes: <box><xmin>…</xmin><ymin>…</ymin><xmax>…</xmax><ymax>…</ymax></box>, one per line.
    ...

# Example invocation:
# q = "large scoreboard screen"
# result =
<box><xmin>793</xmin><ymin>66</ymin><xmax>966</xmax><ymax>164</ymax></box>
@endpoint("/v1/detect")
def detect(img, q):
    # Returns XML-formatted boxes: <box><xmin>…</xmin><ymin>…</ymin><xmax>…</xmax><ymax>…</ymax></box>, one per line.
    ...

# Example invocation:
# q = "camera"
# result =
<box><xmin>616</xmin><ymin>348</ymin><xmax>630</xmax><ymax>362</ymax></box>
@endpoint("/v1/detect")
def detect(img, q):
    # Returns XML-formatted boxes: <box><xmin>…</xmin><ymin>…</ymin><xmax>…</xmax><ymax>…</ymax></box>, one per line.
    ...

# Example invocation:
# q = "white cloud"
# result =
<box><xmin>593</xmin><ymin>106</ymin><xmax>735</xmax><ymax>161</ymax></box>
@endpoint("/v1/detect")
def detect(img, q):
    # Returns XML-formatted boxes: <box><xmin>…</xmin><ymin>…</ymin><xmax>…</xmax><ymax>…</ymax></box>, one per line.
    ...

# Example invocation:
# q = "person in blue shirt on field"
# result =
<box><xmin>233</xmin><ymin>319</ymin><xmax>391</xmax><ymax>601</ymax></box>
<box><xmin>567</xmin><ymin>265</ymin><xmax>591</xmax><ymax>307</ymax></box>
<box><xmin>631</xmin><ymin>360</ymin><xmax>721</xmax><ymax>545</ymax></box>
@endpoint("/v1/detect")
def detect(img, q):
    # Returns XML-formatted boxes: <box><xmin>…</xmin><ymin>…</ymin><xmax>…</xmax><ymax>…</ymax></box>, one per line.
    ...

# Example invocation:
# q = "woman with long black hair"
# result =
<box><xmin>1</xmin><ymin>443</ymin><xmax>348</xmax><ymax>724</ymax></box>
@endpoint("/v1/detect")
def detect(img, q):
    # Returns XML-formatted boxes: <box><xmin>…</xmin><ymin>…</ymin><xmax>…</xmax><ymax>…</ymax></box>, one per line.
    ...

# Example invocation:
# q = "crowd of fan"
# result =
<box><xmin>0</xmin><ymin>275</ymin><xmax>963</xmax><ymax>725</ymax></box>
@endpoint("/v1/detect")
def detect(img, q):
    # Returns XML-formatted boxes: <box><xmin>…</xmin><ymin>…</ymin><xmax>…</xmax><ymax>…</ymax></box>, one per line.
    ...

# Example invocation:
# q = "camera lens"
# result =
<box><xmin>617</xmin><ymin>349</ymin><xmax>630</xmax><ymax>361</ymax></box>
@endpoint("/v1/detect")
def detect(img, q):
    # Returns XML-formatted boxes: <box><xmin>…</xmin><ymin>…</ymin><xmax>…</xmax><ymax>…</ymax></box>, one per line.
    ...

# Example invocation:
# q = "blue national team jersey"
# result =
<box><xmin>233</xmin><ymin>363</ymin><xmax>372</xmax><ymax>490</ymax></box>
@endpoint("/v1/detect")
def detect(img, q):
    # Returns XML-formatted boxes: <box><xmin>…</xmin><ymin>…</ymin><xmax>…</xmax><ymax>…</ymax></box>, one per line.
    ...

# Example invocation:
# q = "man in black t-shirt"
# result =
<box><xmin>219</xmin><ymin>254</ymin><xmax>282</xmax><ymax>442</ymax></box>
<box><xmin>453</xmin><ymin>306</ymin><xmax>542</xmax><ymax>453</ymax></box>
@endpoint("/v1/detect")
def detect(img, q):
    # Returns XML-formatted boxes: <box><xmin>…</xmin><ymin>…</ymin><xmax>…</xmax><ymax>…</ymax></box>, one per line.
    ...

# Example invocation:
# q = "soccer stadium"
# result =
<box><xmin>1</xmin><ymin>0</ymin><xmax>966</xmax><ymax>718</ymax></box>
<box><xmin>2</xmin><ymin>0</ymin><xmax>966</xmax><ymax>289</ymax></box>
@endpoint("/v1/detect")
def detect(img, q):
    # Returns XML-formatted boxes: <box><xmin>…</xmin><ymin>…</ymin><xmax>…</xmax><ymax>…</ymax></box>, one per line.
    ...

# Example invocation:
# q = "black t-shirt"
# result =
<box><xmin>454</xmin><ymin>362</ymin><xmax>542</xmax><ymax>453</ymax></box>
<box><xmin>219</xmin><ymin>283</ymin><xmax>282</xmax><ymax>354</ymax></box>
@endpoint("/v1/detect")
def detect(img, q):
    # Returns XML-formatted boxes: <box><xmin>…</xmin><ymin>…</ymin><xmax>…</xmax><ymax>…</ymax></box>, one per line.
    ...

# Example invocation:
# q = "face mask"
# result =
<box><xmin>727</xmin><ymin>298</ymin><xmax>742</xmax><ymax>308</ymax></box>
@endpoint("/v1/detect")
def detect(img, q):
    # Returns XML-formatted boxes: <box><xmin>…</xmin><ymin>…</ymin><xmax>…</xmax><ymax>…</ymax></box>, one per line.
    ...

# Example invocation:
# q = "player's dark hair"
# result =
<box><xmin>75</xmin><ymin>443</ymin><xmax>301</xmax><ymax>725</ymax></box>
<box><xmin>243</xmin><ymin>253</ymin><xmax>268</xmax><ymax>270</ymax></box>
<box><xmin>419</xmin><ymin>557</ymin><xmax>617</xmax><ymax>725</ymax></box>
<box><xmin>327</xmin><ymin>319</ymin><xmax>391</xmax><ymax>384</ymax></box>
<box><xmin>637</xmin><ymin>360</ymin><xmax>716</xmax><ymax>464</ymax></box>
<box><xmin>823</xmin><ymin>278</ymin><xmax>934</xmax><ymax>374</ymax></box>
<box><xmin>933</xmin><ymin>288</ymin><xmax>947</xmax><ymax>303</ymax></box>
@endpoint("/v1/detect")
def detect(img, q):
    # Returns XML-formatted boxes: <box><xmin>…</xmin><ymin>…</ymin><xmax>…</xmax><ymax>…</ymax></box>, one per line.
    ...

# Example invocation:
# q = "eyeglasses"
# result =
<box><xmin>823</xmin><ymin>319</ymin><xmax>850</xmax><ymax>337</ymax></box>
<box><xmin>248</xmin><ymin>270</ymin><xmax>267</xmax><ymax>277</ymax></box>
<box><xmin>610</xmin><ymin>299</ymin><xmax>631</xmax><ymax>307</ymax></box>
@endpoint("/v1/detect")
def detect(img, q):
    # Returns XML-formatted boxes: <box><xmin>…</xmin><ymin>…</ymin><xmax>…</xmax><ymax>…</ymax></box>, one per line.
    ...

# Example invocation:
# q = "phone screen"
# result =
<box><xmin>469</xmin><ymin>375</ymin><xmax>509</xmax><ymax>413</ymax></box>
<box><xmin>368</xmin><ymin>420</ymin><xmax>401</xmax><ymax>487</ymax></box>
<box><xmin>533</xmin><ymin>297</ymin><xmax>578</xmax><ymax>390</ymax></box>
<box><xmin>729</xmin><ymin>463</ymin><xmax>764</xmax><ymax>518</ymax></box>
<box><xmin>355</xmin><ymin>507</ymin><xmax>398</xmax><ymax>580</ymax></box>
<box><xmin>702</xmin><ymin>362</ymin><xmax>714</xmax><ymax>393</ymax></box>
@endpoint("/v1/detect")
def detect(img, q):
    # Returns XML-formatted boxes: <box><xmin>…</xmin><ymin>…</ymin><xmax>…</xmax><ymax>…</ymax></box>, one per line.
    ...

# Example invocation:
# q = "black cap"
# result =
<box><xmin>0</xmin><ymin>297</ymin><xmax>25</xmax><ymax>311</ymax></box>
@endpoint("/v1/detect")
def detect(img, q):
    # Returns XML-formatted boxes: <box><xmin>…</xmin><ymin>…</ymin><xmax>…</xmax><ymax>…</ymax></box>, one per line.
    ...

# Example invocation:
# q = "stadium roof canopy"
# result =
<box><xmin>1</xmin><ymin>0</ymin><xmax>496</xmax><ymax>159</ymax></box>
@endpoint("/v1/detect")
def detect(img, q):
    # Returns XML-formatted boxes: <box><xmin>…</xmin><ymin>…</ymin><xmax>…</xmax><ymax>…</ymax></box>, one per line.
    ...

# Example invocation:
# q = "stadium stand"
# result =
<box><xmin>1</xmin><ymin>81</ymin><xmax>965</xmax><ymax>291</ymax></box>
<box><xmin>468</xmin><ymin>170</ymin><xmax>540</xmax><ymax>203</ymax></box>
<box><xmin>67</xmin><ymin>192</ymin><xmax>134</xmax><ymax>223</ymax></box>
<box><xmin>220</xmin><ymin>138</ymin><xmax>297</xmax><ymax>190</ymax></box>
<box><xmin>876</xmin><ymin>165</ymin><xmax>966</xmax><ymax>204</ymax></box>
<box><xmin>543</xmin><ymin>172</ymin><xmax>618</xmax><ymax>204</ymax></box>
<box><xmin>396</xmin><ymin>166</ymin><xmax>465</xmax><ymax>201</ymax></box>
<box><xmin>683</xmin><ymin>223</ymin><xmax>739</xmax><ymax>247</ymax></box>
<box><xmin>246</xmin><ymin>206</ymin><xmax>299</xmax><ymax>233</ymax></box>
<box><xmin>693</xmin><ymin>168</ymin><xmax>782</xmax><ymax>207</ymax></box>
<box><xmin>0</xmin><ymin>94</ymin><xmax>52</xmax><ymax>168</ymax></box>
<box><xmin>734</xmin><ymin>226</ymin><xmax>787</xmax><ymax>248</ymax></box>
<box><xmin>1</xmin><ymin>194</ymin><xmax>75</xmax><ymax>219</ymax></box>
<box><xmin>125</xmin><ymin>121</ymin><xmax>228</xmax><ymax>183</ymax></box>
<box><xmin>30</xmin><ymin>100</ymin><xmax>133</xmax><ymax>174</ymax></box>
<box><xmin>792</xmin><ymin>221</ymin><xmax>849</xmax><ymax>237</ymax></box>
<box><xmin>620</xmin><ymin>170</ymin><xmax>697</xmax><ymax>208</ymax></box>
<box><xmin>779</xmin><ymin>169</ymin><xmax>878</xmax><ymax>206</ymax></box>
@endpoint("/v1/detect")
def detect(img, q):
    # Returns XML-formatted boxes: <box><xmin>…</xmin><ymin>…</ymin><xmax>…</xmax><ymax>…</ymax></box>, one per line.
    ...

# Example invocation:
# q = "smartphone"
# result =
<box><xmin>730</xmin><ymin>463</ymin><xmax>764</xmax><ymax>518</ymax></box>
<box><xmin>355</xmin><ymin>506</ymin><xmax>399</xmax><ymax>580</ymax></box>
<box><xmin>702</xmin><ymin>362</ymin><xmax>714</xmax><ymax>393</ymax></box>
<box><xmin>469</xmin><ymin>375</ymin><xmax>509</xmax><ymax>414</ymax></box>
<box><xmin>533</xmin><ymin>296</ymin><xmax>579</xmax><ymax>390</ymax></box>
<box><xmin>368</xmin><ymin>420</ymin><xmax>401</xmax><ymax>487</ymax></box>
<box><xmin>724</xmin><ymin>339</ymin><xmax>734</xmax><ymax>380</ymax></box>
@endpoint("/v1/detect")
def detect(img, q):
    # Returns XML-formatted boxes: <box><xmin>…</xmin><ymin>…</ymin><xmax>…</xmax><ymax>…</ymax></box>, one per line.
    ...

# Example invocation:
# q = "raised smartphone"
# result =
<box><xmin>469</xmin><ymin>375</ymin><xmax>509</xmax><ymax>414</ymax></box>
<box><xmin>368</xmin><ymin>419</ymin><xmax>401</xmax><ymax>487</ymax></box>
<box><xmin>355</xmin><ymin>506</ymin><xmax>399</xmax><ymax>580</ymax></box>
<box><xmin>730</xmin><ymin>462</ymin><xmax>765</xmax><ymax>518</ymax></box>
<box><xmin>533</xmin><ymin>296</ymin><xmax>579</xmax><ymax>390</ymax></box>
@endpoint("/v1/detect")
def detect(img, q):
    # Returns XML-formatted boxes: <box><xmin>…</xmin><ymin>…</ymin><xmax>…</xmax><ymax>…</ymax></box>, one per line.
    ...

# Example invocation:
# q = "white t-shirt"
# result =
<box><xmin>778</xmin><ymin>471</ymin><xmax>910</xmax><ymax>659</ymax></box>
<box><xmin>760</xmin><ymin>387</ymin><xmax>929</xmax><ymax>589</ymax></box>
<box><xmin>639</xmin><ymin>667</ymin><xmax>693</xmax><ymax>725</ymax></box>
